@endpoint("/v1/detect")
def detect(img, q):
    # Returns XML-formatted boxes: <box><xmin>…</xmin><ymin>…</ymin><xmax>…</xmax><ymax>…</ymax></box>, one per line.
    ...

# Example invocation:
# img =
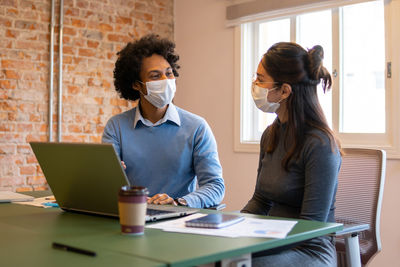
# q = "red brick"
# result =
<box><xmin>116</xmin><ymin>16</ymin><xmax>132</xmax><ymax>25</ymax></box>
<box><xmin>112</xmin><ymin>107</ymin><xmax>122</xmax><ymax>115</ymax></box>
<box><xmin>90</xmin><ymin>135</ymin><xmax>102</xmax><ymax>143</ymax></box>
<box><xmin>0</xmin><ymin>17</ymin><xmax>12</xmax><ymax>27</ymax></box>
<box><xmin>29</xmin><ymin>113</ymin><xmax>41</xmax><ymax>122</ymax></box>
<box><xmin>65</xmin><ymin>7</ymin><xmax>79</xmax><ymax>16</ymax></box>
<box><xmin>110</xmin><ymin>98</ymin><xmax>128</xmax><ymax>107</ymax></box>
<box><xmin>107</xmin><ymin>52</ymin><xmax>115</xmax><ymax>60</ymax></box>
<box><xmin>99</xmin><ymin>23</ymin><xmax>113</xmax><ymax>32</ymax></box>
<box><xmin>92</xmin><ymin>116</ymin><xmax>101</xmax><ymax>124</ymax></box>
<box><xmin>67</xmin><ymin>85</ymin><xmax>80</xmax><ymax>94</ymax></box>
<box><xmin>0</xmin><ymin>80</ymin><xmax>16</xmax><ymax>89</ymax></box>
<box><xmin>17</xmin><ymin>145</ymin><xmax>31</xmax><ymax>154</ymax></box>
<box><xmin>39</xmin><ymin>123</ymin><xmax>47</xmax><ymax>132</ymax></box>
<box><xmin>94</xmin><ymin>97</ymin><xmax>103</xmax><ymax>105</ymax></box>
<box><xmin>15</xmin><ymin>20</ymin><xmax>38</xmax><ymax>30</ymax></box>
<box><xmin>15</xmin><ymin>41</ymin><xmax>46</xmax><ymax>51</ymax></box>
<box><xmin>2</xmin><ymin>59</ymin><xmax>34</xmax><ymax>70</ymax></box>
<box><xmin>71</xmin><ymin>18</ymin><xmax>86</xmax><ymax>28</ymax></box>
<box><xmin>73</xmin><ymin>38</ymin><xmax>85</xmax><ymax>47</ymax></box>
<box><xmin>74</xmin><ymin>114</ymin><xmax>83</xmax><ymax>123</ymax></box>
<box><xmin>107</xmin><ymin>34</ymin><xmax>132</xmax><ymax>43</ymax></box>
<box><xmin>27</xmin><ymin>176</ymin><xmax>46</xmax><ymax>185</ymax></box>
<box><xmin>0</xmin><ymin>123</ymin><xmax>15</xmax><ymax>131</ymax></box>
<box><xmin>5</xmin><ymin>29</ymin><xmax>17</xmax><ymax>38</ymax></box>
<box><xmin>96</xmin><ymin>125</ymin><xmax>104</xmax><ymax>134</ymax></box>
<box><xmin>76</xmin><ymin>1</ymin><xmax>89</xmax><ymax>9</ymax></box>
<box><xmin>135</xmin><ymin>2</ymin><xmax>147</xmax><ymax>11</ymax></box>
<box><xmin>62</xmin><ymin>135</ymin><xmax>86</xmax><ymax>142</ymax></box>
<box><xmin>0</xmin><ymin>133</ymin><xmax>23</xmax><ymax>142</ymax></box>
<box><xmin>0</xmin><ymin>177</ymin><xmax>25</xmax><ymax>187</ymax></box>
<box><xmin>79</xmin><ymin>48</ymin><xmax>96</xmax><ymax>57</ymax></box>
<box><xmin>83</xmin><ymin>123</ymin><xmax>93</xmax><ymax>133</ymax></box>
<box><xmin>87</xmin><ymin>40</ymin><xmax>99</xmax><ymax>48</ymax></box>
<box><xmin>154</xmin><ymin>0</ymin><xmax>166</xmax><ymax>7</ymax></box>
<box><xmin>63</xmin><ymin>55</ymin><xmax>72</xmax><ymax>64</ymax></box>
<box><xmin>26</xmin><ymin>155</ymin><xmax>38</xmax><ymax>164</ymax></box>
<box><xmin>63</xmin><ymin>26</ymin><xmax>77</xmax><ymax>36</ymax></box>
<box><xmin>63</xmin><ymin>46</ymin><xmax>75</xmax><ymax>55</ymax></box>
<box><xmin>17</xmin><ymin>123</ymin><xmax>33</xmax><ymax>132</ymax></box>
<box><xmin>68</xmin><ymin>125</ymin><xmax>82</xmax><ymax>133</ymax></box>
<box><xmin>26</xmin><ymin>134</ymin><xmax>47</xmax><ymax>142</ymax></box>
<box><xmin>146</xmin><ymin>23</ymin><xmax>153</xmax><ymax>31</ymax></box>
<box><xmin>83</xmin><ymin>11</ymin><xmax>94</xmax><ymax>19</ymax></box>
<box><xmin>34</xmin><ymin>185</ymin><xmax>50</xmax><ymax>191</ymax></box>
<box><xmin>18</xmin><ymin>102</ymin><xmax>36</xmax><ymax>112</ymax></box>
<box><xmin>20</xmin><ymin>166</ymin><xmax>36</xmax><ymax>175</ymax></box>
<box><xmin>0</xmin><ymin>144</ymin><xmax>16</xmax><ymax>154</ymax></box>
<box><xmin>0</xmin><ymin>90</ymin><xmax>8</xmax><ymax>100</ymax></box>
<box><xmin>4</xmin><ymin>69</ymin><xmax>20</xmax><ymax>79</ymax></box>
<box><xmin>16</xmin><ymin>187</ymin><xmax>33</xmax><ymax>192</ymax></box>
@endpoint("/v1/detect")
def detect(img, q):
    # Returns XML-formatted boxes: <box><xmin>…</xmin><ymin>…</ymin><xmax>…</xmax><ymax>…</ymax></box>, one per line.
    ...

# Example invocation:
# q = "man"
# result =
<box><xmin>102</xmin><ymin>34</ymin><xmax>225</xmax><ymax>208</ymax></box>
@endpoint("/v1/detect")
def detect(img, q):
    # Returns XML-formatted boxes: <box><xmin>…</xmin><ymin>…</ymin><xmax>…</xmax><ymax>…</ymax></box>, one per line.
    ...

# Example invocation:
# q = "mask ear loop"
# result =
<box><xmin>135</xmin><ymin>80</ymin><xmax>148</xmax><ymax>96</ymax></box>
<box><xmin>275</xmin><ymin>83</ymin><xmax>292</xmax><ymax>104</ymax></box>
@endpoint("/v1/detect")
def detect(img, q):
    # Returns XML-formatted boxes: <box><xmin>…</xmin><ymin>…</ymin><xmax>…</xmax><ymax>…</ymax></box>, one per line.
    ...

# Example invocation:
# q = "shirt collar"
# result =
<box><xmin>133</xmin><ymin>102</ymin><xmax>181</xmax><ymax>128</ymax></box>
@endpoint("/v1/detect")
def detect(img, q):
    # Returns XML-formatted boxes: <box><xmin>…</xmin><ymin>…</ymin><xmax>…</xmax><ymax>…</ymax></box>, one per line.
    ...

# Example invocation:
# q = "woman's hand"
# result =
<box><xmin>121</xmin><ymin>161</ymin><xmax>126</xmax><ymax>169</ymax></box>
<box><xmin>147</xmin><ymin>193</ymin><xmax>177</xmax><ymax>205</ymax></box>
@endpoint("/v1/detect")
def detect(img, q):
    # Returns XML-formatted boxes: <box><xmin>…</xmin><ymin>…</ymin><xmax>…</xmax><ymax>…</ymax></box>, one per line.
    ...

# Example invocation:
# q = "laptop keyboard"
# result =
<box><xmin>146</xmin><ymin>208</ymin><xmax>175</xmax><ymax>216</ymax></box>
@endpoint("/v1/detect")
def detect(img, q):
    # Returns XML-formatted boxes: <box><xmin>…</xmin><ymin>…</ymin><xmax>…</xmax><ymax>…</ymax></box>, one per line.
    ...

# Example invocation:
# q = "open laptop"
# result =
<box><xmin>29</xmin><ymin>142</ymin><xmax>198</xmax><ymax>222</ymax></box>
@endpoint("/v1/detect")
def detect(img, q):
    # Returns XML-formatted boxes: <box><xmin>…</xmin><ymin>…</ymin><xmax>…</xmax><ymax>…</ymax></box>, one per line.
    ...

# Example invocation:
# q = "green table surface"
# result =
<box><xmin>0</xmin><ymin>192</ymin><xmax>343</xmax><ymax>267</ymax></box>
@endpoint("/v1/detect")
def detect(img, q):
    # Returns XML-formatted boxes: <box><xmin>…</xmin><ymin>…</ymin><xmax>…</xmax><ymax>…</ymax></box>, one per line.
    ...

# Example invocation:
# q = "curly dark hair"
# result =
<box><xmin>113</xmin><ymin>34</ymin><xmax>180</xmax><ymax>101</ymax></box>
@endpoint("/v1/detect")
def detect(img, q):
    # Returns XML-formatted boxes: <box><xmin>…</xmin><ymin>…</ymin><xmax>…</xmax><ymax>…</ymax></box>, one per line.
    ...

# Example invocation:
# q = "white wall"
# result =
<box><xmin>174</xmin><ymin>0</ymin><xmax>259</xmax><ymax>211</ymax></box>
<box><xmin>174</xmin><ymin>0</ymin><xmax>400</xmax><ymax>266</ymax></box>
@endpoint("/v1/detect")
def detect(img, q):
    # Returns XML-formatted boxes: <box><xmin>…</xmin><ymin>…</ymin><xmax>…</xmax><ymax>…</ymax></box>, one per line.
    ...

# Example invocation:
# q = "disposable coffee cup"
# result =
<box><xmin>118</xmin><ymin>185</ymin><xmax>149</xmax><ymax>235</ymax></box>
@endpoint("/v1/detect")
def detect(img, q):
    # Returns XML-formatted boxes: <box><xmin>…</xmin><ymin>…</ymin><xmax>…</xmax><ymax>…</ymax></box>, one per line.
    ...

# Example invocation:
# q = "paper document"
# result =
<box><xmin>0</xmin><ymin>191</ymin><xmax>34</xmax><ymax>203</ymax></box>
<box><xmin>12</xmin><ymin>196</ymin><xmax>58</xmax><ymax>208</ymax></box>
<box><xmin>146</xmin><ymin>214</ymin><xmax>297</xmax><ymax>239</ymax></box>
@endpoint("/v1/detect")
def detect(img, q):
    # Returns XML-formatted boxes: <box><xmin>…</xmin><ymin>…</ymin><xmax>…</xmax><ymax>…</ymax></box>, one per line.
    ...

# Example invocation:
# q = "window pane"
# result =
<box><xmin>297</xmin><ymin>10</ymin><xmax>333</xmax><ymax>128</ymax></box>
<box><xmin>256</xmin><ymin>19</ymin><xmax>290</xmax><ymax>138</ymax></box>
<box><xmin>341</xmin><ymin>1</ymin><xmax>385</xmax><ymax>133</ymax></box>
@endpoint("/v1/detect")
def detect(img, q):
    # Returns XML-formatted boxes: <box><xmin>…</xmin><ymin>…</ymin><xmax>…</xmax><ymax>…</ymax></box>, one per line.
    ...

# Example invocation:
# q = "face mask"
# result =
<box><xmin>141</xmin><ymin>79</ymin><xmax>176</xmax><ymax>108</ymax></box>
<box><xmin>251</xmin><ymin>82</ymin><xmax>280</xmax><ymax>113</ymax></box>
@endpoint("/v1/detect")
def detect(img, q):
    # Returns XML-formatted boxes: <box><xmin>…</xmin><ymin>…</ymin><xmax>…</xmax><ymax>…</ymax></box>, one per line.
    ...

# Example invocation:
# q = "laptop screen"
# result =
<box><xmin>30</xmin><ymin>142</ymin><xmax>129</xmax><ymax>216</ymax></box>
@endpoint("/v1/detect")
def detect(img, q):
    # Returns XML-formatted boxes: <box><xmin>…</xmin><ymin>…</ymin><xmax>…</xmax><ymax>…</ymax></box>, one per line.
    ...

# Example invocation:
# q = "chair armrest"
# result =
<box><xmin>205</xmin><ymin>203</ymin><xmax>226</xmax><ymax>210</ymax></box>
<box><xmin>334</xmin><ymin>223</ymin><xmax>369</xmax><ymax>236</ymax></box>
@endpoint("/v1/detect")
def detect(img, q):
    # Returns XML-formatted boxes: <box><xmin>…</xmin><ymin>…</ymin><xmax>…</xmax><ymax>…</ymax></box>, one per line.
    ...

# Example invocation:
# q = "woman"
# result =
<box><xmin>102</xmin><ymin>34</ymin><xmax>224</xmax><ymax>208</ymax></box>
<box><xmin>242</xmin><ymin>42</ymin><xmax>341</xmax><ymax>266</ymax></box>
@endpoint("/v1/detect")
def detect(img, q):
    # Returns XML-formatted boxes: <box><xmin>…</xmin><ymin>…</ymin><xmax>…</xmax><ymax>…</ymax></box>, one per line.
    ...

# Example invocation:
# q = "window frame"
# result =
<box><xmin>234</xmin><ymin>0</ymin><xmax>400</xmax><ymax>158</ymax></box>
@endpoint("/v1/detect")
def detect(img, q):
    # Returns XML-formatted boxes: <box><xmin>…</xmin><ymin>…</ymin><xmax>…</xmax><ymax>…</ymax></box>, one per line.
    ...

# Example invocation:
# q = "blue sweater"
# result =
<box><xmin>102</xmin><ymin>105</ymin><xmax>225</xmax><ymax>208</ymax></box>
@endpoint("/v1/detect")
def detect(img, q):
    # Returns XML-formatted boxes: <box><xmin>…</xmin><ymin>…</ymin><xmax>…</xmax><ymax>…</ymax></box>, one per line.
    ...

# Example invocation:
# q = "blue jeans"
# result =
<box><xmin>253</xmin><ymin>236</ymin><xmax>337</xmax><ymax>267</ymax></box>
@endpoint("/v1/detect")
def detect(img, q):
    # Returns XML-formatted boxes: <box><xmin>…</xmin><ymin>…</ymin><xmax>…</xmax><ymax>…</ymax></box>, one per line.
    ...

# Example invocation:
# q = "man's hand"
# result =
<box><xmin>147</xmin><ymin>193</ymin><xmax>177</xmax><ymax>205</ymax></box>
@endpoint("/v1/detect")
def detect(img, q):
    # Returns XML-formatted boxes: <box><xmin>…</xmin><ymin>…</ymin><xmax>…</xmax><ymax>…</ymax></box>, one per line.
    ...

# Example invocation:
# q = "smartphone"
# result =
<box><xmin>185</xmin><ymin>214</ymin><xmax>244</xmax><ymax>229</ymax></box>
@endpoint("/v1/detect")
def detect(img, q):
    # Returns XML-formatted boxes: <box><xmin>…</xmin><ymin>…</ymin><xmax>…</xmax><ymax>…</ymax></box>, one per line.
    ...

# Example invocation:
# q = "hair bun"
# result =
<box><xmin>307</xmin><ymin>45</ymin><xmax>332</xmax><ymax>92</ymax></box>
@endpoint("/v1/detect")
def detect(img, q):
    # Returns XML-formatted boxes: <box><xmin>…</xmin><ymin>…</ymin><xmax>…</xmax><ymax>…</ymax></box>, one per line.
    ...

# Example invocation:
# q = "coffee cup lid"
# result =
<box><xmin>119</xmin><ymin>186</ymin><xmax>149</xmax><ymax>196</ymax></box>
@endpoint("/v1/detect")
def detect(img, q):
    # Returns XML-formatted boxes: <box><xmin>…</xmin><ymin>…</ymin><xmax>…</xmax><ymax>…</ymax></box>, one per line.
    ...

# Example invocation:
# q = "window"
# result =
<box><xmin>234</xmin><ymin>0</ymin><xmax>400</xmax><ymax>158</ymax></box>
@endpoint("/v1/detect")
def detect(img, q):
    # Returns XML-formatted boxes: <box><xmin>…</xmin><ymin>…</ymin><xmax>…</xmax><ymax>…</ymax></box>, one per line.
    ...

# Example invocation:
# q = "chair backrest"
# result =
<box><xmin>335</xmin><ymin>148</ymin><xmax>386</xmax><ymax>266</ymax></box>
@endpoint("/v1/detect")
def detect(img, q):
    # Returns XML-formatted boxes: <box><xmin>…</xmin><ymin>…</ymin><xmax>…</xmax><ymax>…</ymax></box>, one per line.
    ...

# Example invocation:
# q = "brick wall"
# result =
<box><xmin>0</xmin><ymin>0</ymin><xmax>174</xmax><ymax>192</ymax></box>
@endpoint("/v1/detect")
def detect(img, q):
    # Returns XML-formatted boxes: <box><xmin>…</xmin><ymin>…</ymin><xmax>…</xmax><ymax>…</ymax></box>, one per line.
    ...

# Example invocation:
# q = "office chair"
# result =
<box><xmin>334</xmin><ymin>148</ymin><xmax>386</xmax><ymax>267</ymax></box>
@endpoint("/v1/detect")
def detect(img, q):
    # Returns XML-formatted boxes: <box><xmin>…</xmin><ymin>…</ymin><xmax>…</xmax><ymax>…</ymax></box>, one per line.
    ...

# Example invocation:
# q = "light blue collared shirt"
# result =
<box><xmin>102</xmin><ymin>103</ymin><xmax>225</xmax><ymax>208</ymax></box>
<box><xmin>133</xmin><ymin>103</ymin><xmax>181</xmax><ymax>128</ymax></box>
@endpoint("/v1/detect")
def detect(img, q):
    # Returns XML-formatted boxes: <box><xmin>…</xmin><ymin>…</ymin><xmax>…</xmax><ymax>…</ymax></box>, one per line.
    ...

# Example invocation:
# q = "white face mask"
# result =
<box><xmin>141</xmin><ymin>79</ymin><xmax>176</xmax><ymax>108</ymax></box>
<box><xmin>251</xmin><ymin>82</ymin><xmax>281</xmax><ymax>113</ymax></box>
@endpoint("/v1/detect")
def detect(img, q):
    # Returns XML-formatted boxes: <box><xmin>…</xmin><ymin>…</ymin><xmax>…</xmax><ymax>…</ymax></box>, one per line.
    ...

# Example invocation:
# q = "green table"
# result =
<box><xmin>0</xmin><ymin>201</ymin><xmax>342</xmax><ymax>267</ymax></box>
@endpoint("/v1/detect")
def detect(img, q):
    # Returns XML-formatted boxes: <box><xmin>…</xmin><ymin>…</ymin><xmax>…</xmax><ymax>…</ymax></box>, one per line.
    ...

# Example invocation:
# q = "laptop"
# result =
<box><xmin>29</xmin><ymin>142</ymin><xmax>198</xmax><ymax>222</ymax></box>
